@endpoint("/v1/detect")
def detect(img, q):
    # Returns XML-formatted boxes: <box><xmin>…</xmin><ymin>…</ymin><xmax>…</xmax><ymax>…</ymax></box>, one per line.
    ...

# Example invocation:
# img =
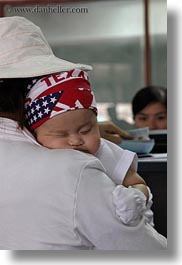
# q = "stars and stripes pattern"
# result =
<box><xmin>25</xmin><ymin>69</ymin><xmax>97</xmax><ymax>130</ymax></box>
<box><xmin>25</xmin><ymin>91</ymin><xmax>62</xmax><ymax>129</ymax></box>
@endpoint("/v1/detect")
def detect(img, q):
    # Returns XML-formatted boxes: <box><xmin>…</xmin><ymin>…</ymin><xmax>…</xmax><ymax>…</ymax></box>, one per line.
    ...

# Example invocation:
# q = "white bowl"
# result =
<box><xmin>119</xmin><ymin>139</ymin><xmax>155</xmax><ymax>154</ymax></box>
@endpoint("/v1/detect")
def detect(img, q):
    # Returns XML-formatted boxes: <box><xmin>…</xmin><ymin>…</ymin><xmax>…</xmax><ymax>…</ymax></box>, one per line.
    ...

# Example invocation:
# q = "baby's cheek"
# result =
<box><xmin>42</xmin><ymin>138</ymin><xmax>55</xmax><ymax>149</ymax></box>
<box><xmin>91</xmin><ymin>138</ymin><xmax>100</xmax><ymax>154</ymax></box>
<box><xmin>50</xmin><ymin>139</ymin><xmax>66</xmax><ymax>149</ymax></box>
<box><xmin>39</xmin><ymin>137</ymin><xmax>59</xmax><ymax>149</ymax></box>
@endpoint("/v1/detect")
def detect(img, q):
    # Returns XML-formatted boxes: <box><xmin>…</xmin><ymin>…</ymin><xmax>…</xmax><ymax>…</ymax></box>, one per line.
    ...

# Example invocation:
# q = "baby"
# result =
<box><xmin>25</xmin><ymin>69</ymin><xmax>153</xmax><ymax>226</ymax></box>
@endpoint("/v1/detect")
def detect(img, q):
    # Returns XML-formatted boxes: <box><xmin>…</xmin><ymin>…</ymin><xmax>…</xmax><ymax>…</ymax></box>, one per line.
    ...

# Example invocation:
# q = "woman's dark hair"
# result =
<box><xmin>132</xmin><ymin>85</ymin><xmax>167</xmax><ymax>118</ymax></box>
<box><xmin>0</xmin><ymin>78</ymin><xmax>32</xmax><ymax>128</ymax></box>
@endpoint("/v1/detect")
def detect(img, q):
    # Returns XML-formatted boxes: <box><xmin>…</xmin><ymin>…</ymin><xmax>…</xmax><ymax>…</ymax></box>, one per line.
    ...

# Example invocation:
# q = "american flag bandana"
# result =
<box><xmin>25</xmin><ymin>69</ymin><xmax>97</xmax><ymax>130</ymax></box>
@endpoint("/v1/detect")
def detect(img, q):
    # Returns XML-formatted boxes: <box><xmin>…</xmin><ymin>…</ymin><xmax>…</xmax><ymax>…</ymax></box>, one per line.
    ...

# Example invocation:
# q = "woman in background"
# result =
<box><xmin>132</xmin><ymin>86</ymin><xmax>167</xmax><ymax>130</ymax></box>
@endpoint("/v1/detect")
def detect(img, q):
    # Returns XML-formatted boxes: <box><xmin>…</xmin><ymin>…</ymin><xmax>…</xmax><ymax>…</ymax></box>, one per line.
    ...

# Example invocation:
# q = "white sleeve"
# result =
<box><xmin>113</xmin><ymin>185</ymin><xmax>154</xmax><ymax>226</ymax></box>
<box><xmin>95</xmin><ymin>138</ymin><xmax>138</xmax><ymax>184</ymax></box>
<box><xmin>74</xmin><ymin>158</ymin><xmax>167</xmax><ymax>250</ymax></box>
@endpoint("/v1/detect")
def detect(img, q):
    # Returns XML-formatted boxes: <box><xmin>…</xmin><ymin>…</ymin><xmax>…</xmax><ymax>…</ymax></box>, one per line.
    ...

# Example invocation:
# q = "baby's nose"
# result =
<box><xmin>68</xmin><ymin>135</ymin><xmax>84</xmax><ymax>147</ymax></box>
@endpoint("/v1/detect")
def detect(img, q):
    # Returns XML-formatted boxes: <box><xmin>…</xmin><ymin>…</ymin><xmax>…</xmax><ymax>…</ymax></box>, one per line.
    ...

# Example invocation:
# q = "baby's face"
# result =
<box><xmin>34</xmin><ymin>109</ymin><xmax>100</xmax><ymax>155</ymax></box>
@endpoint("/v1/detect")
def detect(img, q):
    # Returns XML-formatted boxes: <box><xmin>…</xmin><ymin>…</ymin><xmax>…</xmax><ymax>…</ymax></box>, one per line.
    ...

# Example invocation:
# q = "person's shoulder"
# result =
<box><xmin>24</xmin><ymin>143</ymin><xmax>105</xmax><ymax>176</ymax></box>
<box><xmin>26</xmin><ymin>143</ymin><xmax>98</xmax><ymax>163</ymax></box>
<box><xmin>51</xmin><ymin>148</ymin><xmax>97</xmax><ymax>163</ymax></box>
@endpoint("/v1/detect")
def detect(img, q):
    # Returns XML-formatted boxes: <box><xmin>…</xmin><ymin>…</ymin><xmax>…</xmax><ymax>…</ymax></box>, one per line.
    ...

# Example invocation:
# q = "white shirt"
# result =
<box><xmin>96</xmin><ymin>138</ymin><xmax>137</xmax><ymax>184</ymax></box>
<box><xmin>0</xmin><ymin>118</ymin><xmax>167</xmax><ymax>250</ymax></box>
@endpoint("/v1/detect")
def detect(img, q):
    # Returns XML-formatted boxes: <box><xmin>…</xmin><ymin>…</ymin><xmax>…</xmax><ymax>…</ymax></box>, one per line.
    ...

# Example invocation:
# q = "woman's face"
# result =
<box><xmin>134</xmin><ymin>102</ymin><xmax>167</xmax><ymax>130</ymax></box>
<box><xmin>34</xmin><ymin>109</ymin><xmax>101</xmax><ymax>155</ymax></box>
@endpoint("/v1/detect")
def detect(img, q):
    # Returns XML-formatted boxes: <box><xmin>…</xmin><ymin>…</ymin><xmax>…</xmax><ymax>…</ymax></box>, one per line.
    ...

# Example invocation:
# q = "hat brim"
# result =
<box><xmin>0</xmin><ymin>54</ymin><xmax>92</xmax><ymax>78</ymax></box>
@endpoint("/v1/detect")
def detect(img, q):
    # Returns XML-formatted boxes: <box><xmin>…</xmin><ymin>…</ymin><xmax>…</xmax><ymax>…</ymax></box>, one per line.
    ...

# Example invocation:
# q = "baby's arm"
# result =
<box><xmin>123</xmin><ymin>167</ymin><xmax>149</xmax><ymax>202</ymax></box>
<box><xmin>96</xmin><ymin>139</ymin><xmax>153</xmax><ymax>226</ymax></box>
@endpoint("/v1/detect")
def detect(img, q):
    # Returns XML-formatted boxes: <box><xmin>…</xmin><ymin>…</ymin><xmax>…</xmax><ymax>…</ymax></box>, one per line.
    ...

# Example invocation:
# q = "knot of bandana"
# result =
<box><xmin>25</xmin><ymin>69</ymin><xmax>97</xmax><ymax>130</ymax></box>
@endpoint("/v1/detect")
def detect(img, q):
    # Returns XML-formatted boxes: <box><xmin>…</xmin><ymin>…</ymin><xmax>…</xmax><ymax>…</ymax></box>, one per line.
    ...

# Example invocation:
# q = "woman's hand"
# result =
<box><xmin>98</xmin><ymin>121</ymin><xmax>133</xmax><ymax>144</ymax></box>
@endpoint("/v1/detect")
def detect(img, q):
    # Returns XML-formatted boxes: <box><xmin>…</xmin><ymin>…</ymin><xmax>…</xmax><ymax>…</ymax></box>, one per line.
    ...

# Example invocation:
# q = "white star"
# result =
<box><xmin>36</xmin><ymin>104</ymin><xmax>41</xmax><ymax>111</ymax></box>
<box><xmin>38</xmin><ymin>112</ymin><xmax>43</xmax><ymax>118</ymax></box>
<box><xmin>31</xmin><ymin>108</ymin><xmax>35</xmax><ymax>114</ymax></box>
<box><xmin>50</xmin><ymin>97</ymin><xmax>57</xmax><ymax>103</ymax></box>
<box><xmin>33</xmin><ymin>115</ymin><xmax>37</xmax><ymax>121</ymax></box>
<box><xmin>44</xmin><ymin>107</ymin><xmax>50</xmax><ymax>114</ymax></box>
<box><xmin>42</xmin><ymin>100</ymin><xmax>48</xmax><ymax>107</ymax></box>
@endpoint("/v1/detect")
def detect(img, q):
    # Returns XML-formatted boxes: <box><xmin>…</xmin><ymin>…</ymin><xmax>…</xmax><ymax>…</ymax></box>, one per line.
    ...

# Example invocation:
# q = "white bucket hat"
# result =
<box><xmin>0</xmin><ymin>16</ymin><xmax>92</xmax><ymax>78</ymax></box>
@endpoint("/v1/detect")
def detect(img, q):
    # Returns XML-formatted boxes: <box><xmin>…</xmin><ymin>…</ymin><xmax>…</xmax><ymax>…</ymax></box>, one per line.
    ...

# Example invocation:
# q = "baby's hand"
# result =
<box><xmin>112</xmin><ymin>185</ymin><xmax>154</xmax><ymax>226</ymax></box>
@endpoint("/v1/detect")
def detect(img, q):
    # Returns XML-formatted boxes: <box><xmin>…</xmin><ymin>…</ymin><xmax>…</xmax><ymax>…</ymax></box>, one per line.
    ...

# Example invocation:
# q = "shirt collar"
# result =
<box><xmin>0</xmin><ymin>117</ymin><xmax>40</xmax><ymax>146</ymax></box>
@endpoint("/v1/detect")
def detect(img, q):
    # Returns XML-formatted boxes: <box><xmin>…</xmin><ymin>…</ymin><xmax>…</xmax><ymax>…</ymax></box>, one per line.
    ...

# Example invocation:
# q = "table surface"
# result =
<box><xmin>138</xmin><ymin>153</ymin><xmax>167</xmax><ymax>162</ymax></box>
